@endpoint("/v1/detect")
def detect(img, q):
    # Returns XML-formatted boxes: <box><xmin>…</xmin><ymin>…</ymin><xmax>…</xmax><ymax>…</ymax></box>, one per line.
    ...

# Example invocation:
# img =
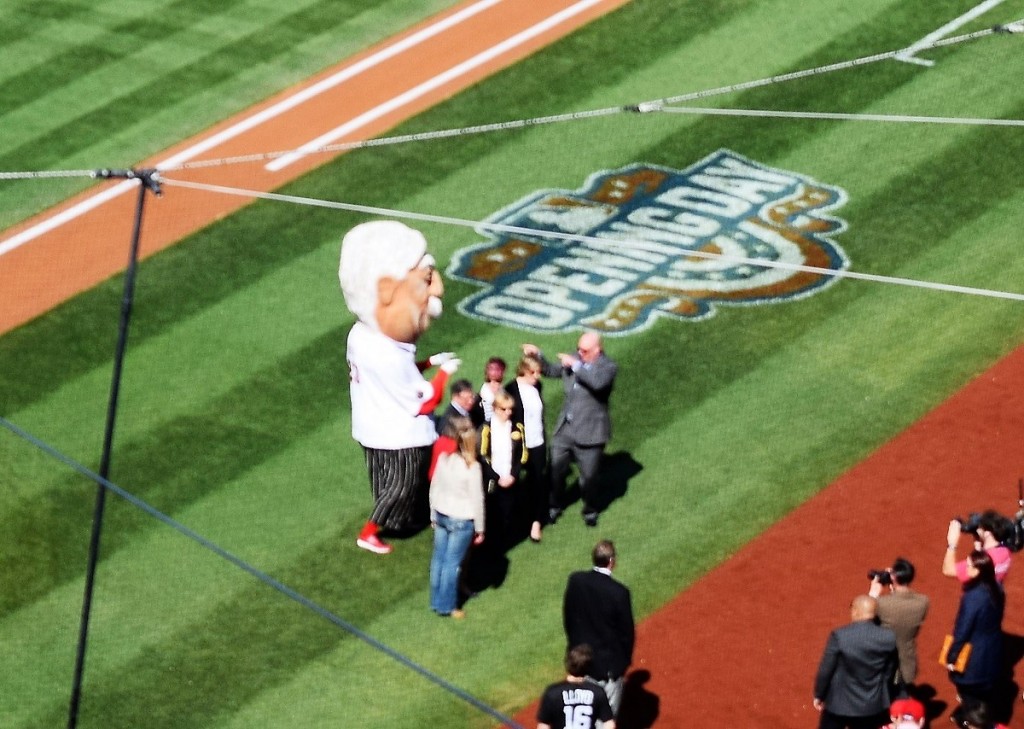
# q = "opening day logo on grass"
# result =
<box><xmin>447</xmin><ymin>150</ymin><xmax>851</xmax><ymax>335</ymax></box>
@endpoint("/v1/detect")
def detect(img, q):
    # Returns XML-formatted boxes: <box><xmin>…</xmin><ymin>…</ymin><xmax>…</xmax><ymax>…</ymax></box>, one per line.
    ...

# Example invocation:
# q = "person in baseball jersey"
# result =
<box><xmin>339</xmin><ymin>220</ymin><xmax>461</xmax><ymax>555</ymax></box>
<box><xmin>537</xmin><ymin>644</ymin><xmax>616</xmax><ymax>729</ymax></box>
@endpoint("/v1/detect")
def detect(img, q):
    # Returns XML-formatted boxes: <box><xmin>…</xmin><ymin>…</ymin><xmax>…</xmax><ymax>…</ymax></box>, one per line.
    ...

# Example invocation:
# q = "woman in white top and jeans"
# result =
<box><xmin>428</xmin><ymin>416</ymin><xmax>484</xmax><ymax>618</ymax></box>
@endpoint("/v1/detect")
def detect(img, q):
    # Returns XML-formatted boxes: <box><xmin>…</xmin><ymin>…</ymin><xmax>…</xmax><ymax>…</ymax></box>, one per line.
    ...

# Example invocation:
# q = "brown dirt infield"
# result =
<box><xmin>3</xmin><ymin>2</ymin><xmax>1023</xmax><ymax>727</ymax></box>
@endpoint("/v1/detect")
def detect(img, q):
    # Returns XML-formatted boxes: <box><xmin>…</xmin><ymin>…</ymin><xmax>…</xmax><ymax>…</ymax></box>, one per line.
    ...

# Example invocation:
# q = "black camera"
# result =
<box><xmin>955</xmin><ymin>512</ymin><xmax>983</xmax><ymax>534</ymax></box>
<box><xmin>867</xmin><ymin>569</ymin><xmax>892</xmax><ymax>586</ymax></box>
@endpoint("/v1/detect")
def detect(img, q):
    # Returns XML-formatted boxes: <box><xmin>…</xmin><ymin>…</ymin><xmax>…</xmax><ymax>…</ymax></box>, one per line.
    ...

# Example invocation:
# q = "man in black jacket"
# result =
<box><xmin>563</xmin><ymin>540</ymin><xmax>635</xmax><ymax>717</ymax></box>
<box><xmin>435</xmin><ymin>378</ymin><xmax>484</xmax><ymax>434</ymax></box>
<box><xmin>813</xmin><ymin>594</ymin><xmax>898</xmax><ymax>729</ymax></box>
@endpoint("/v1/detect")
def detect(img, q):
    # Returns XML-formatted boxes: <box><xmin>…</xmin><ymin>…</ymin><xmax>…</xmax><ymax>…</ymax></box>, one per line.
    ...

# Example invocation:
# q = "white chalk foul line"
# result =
<box><xmin>0</xmin><ymin>0</ymin><xmax>505</xmax><ymax>258</ymax></box>
<box><xmin>0</xmin><ymin>180</ymin><xmax>137</xmax><ymax>257</ymax></box>
<box><xmin>264</xmin><ymin>0</ymin><xmax>611</xmax><ymax>171</ymax></box>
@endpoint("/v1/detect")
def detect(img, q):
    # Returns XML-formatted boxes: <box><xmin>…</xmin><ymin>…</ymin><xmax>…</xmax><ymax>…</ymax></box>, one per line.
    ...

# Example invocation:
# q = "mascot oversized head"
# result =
<box><xmin>339</xmin><ymin>220</ymin><xmax>444</xmax><ymax>344</ymax></box>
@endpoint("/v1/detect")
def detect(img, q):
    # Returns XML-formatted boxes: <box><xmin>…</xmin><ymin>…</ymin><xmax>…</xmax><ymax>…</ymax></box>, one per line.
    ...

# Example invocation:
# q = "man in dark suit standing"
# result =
<box><xmin>563</xmin><ymin>540</ymin><xmax>635</xmax><ymax>717</ymax></box>
<box><xmin>435</xmin><ymin>378</ymin><xmax>484</xmax><ymax>434</ymax></box>
<box><xmin>813</xmin><ymin>594</ymin><xmax>898</xmax><ymax>729</ymax></box>
<box><xmin>526</xmin><ymin>331</ymin><xmax>617</xmax><ymax>527</ymax></box>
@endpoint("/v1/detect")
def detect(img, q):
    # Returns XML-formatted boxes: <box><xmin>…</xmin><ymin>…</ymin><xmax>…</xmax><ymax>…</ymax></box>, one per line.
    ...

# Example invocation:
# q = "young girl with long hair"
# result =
<box><xmin>428</xmin><ymin>416</ymin><xmax>484</xmax><ymax>618</ymax></box>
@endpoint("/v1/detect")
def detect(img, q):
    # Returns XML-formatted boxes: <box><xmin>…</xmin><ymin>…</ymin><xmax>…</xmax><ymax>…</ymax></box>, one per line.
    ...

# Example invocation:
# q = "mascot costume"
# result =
<box><xmin>339</xmin><ymin>220</ymin><xmax>461</xmax><ymax>554</ymax></box>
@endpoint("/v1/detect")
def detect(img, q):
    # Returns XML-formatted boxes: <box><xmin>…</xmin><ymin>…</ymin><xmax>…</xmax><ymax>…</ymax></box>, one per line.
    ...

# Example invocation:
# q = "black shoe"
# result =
<box><xmin>582</xmin><ymin>511</ymin><xmax>599</xmax><ymax>527</ymax></box>
<box><xmin>548</xmin><ymin>507</ymin><xmax>563</xmax><ymax>524</ymax></box>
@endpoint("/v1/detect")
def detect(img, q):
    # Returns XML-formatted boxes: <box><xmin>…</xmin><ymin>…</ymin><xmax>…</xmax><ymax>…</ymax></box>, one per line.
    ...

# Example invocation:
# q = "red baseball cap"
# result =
<box><xmin>890</xmin><ymin>697</ymin><xmax>925</xmax><ymax>722</ymax></box>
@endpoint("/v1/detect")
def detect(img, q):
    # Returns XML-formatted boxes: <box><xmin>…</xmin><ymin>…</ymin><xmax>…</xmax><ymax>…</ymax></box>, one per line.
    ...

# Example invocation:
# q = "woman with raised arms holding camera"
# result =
<box><xmin>944</xmin><ymin>550</ymin><xmax>1005</xmax><ymax>709</ymax></box>
<box><xmin>943</xmin><ymin>512</ymin><xmax>1012</xmax><ymax>584</ymax></box>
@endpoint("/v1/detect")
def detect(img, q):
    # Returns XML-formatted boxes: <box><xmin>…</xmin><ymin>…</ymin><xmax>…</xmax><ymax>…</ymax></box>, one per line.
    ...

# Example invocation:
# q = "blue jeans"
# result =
<box><xmin>430</xmin><ymin>513</ymin><xmax>475</xmax><ymax>614</ymax></box>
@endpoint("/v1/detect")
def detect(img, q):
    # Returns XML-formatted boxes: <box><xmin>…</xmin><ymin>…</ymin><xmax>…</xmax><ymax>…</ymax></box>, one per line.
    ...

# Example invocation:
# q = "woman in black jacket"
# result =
<box><xmin>505</xmin><ymin>354</ymin><xmax>548</xmax><ymax>542</ymax></box>
<box><xmin>946</xmin><ymin>550</ymin><xmax>1005</xmax><ymax>708</ymax></box>
<box><xmin>479</xmin><ymin>389</ymin><xmax>528</xmax><ymax>552</ymax></box>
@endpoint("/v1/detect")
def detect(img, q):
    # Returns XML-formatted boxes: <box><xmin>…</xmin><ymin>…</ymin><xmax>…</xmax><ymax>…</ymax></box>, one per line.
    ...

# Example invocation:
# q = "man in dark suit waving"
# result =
<box><xmin>526</xmin><ymin>331</ymin><xmax>617</xmax><ymax>527</ymax></box>
<box><xmin>563</xmin><ymin>540</ymin><xmax>635</xmax><ymax>717</ymax></box>
<box><xmin>813</xmin><ymin>594</ymin><xmax>898</xmax><ymax>729</ymax></box>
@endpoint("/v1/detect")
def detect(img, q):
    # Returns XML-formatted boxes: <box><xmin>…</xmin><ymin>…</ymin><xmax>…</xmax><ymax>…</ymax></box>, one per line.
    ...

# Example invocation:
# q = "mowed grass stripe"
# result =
<box><xmin>0</xmin><ymin>248</ymin><xmax>341</xmax><ymax>527</ymax></box>
<box><xmin>0</xmin><ymin>0</ymin><xmax>456</xmax><ymax>227</ymax></box>
<box><xmin>0</xmin><ymin>0</ymin><xmax>257</xmax><ymax>120</ymax></box>
<box><xmin>17</xmin><ymin>534</ymin><xmax>435</xmax><ymax>729</ymax></box>
<box><xmin>0</xmin><ymin>0</ymin><xmax>134</xmax><ymax>55</ymax></box>
<box><xmin>0</xmin><ymin>0</ymin><xmax>451</xmax><ymax>148</ymax></box>
<box><xmin>0</xmin><ymin>1</ymin><xmax>369</xmax><ymax>168</ymax></box>
<box><xmin>0</xmin><ymin>201</ymin><xmax>346</xmax><ymax>414</ymax></box>
<box><xmin>348</xmin><ymin>0</ymin><xmax>909</xmax><ymax>239</ymax></box>
<box><xmin>0</xmin><ymin>423</ymin><xmax>391</xmax><ymax>726</ymax></box>
<box><xmin>6</xmin><ymin>242</ymin><xmax>341</xmax><ymax>460</ymax></box>
<box><xmin>0</xmin><ymin>324</ymin><xmax>347</xmax><ymax>617</ymax></box>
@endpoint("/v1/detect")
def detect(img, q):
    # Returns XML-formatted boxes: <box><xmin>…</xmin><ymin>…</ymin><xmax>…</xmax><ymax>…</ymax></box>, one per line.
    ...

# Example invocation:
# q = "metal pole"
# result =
<box><xmin>67</xmin><ymin>169</ymin><xmax>160</xmax><ymax>729</ymax></box>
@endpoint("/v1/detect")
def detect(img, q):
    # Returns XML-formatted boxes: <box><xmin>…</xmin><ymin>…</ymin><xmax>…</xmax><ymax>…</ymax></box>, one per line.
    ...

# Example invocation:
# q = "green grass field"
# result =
<box><xmin>2</xmin><ymin>0</ymin><xmax>1024</xmax><ymax>727</ymax></box>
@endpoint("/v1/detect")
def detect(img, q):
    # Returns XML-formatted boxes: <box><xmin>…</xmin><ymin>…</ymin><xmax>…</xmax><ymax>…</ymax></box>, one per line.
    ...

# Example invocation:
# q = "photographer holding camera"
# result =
<box><xmin>943</xmin><ymin>511</ymin><xmax>1012</xmax><ymax>585</ymax></box>
<box><xmin>868</xmin><ymin>558</ymin><xmax>929</xmax><ymax>696</ymax></box>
